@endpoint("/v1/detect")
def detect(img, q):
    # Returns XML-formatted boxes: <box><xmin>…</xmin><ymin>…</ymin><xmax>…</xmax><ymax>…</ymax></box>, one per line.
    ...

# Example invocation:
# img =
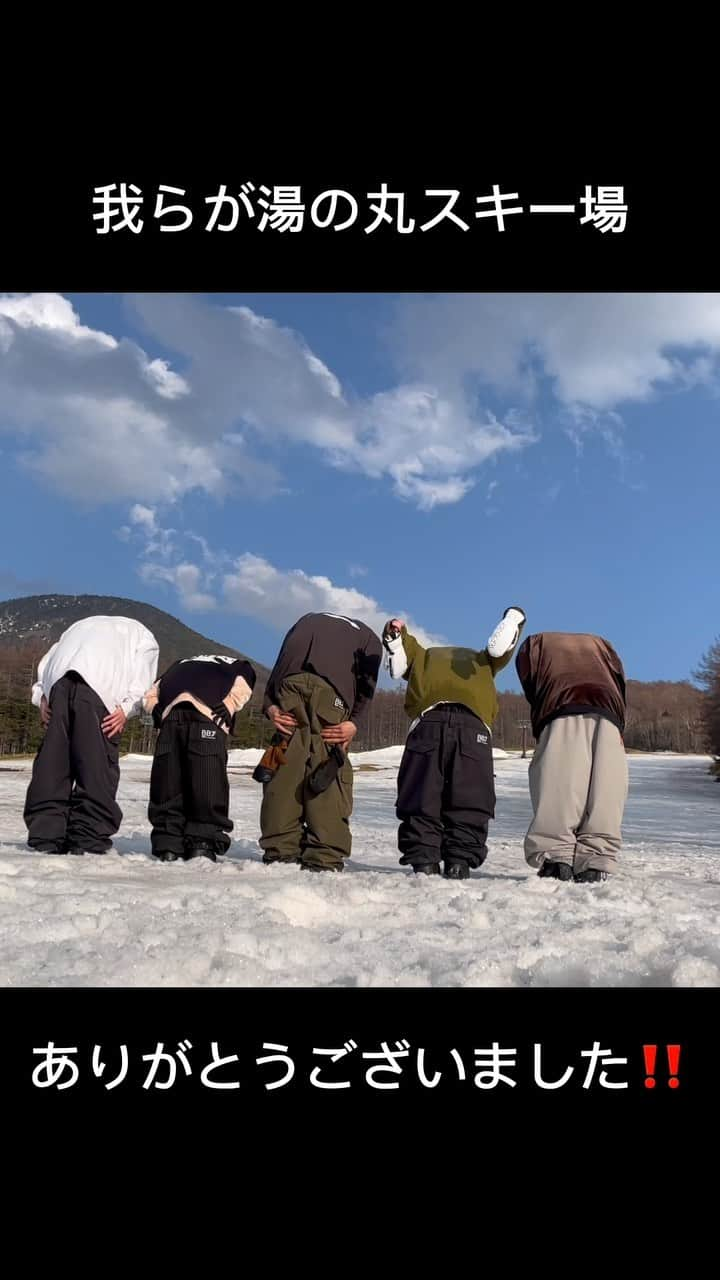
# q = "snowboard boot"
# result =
<box><xmin>184</xmin><ymin>839</ymin><xmax>221</xmax><ymax>863</ymax></box>
<box><xmin>154</xmin><ymin>850</ymin><xmax>180</xmax><ymax>863</ymax></box>
<box><xmin>308</xmin><ymin>745</ymin><xmax>346</xmax><ymax>795</ymax></box>
<box><xmin>64</xmin><ymin>846</ymin><xmax>110</xmax><ymax>856</ymax></box>
<box><xmin>262</xmin><ymin>853</ymin><xmax>302</xmax><ymax>866</ymax></box>
<box><xmin>413</xmin><ymin>862</ymin><xmax>441</xmax><ymax>876</ymax></box>
<box><xmin>573</xmin><ymin>868</ymin><xmax>609</xmax><ymax>883</ymax></box>
<box><xmin>538</xmin><ymin>860</ymin><xmax>573</xmax><ymax>882</ymax></box>
<box><xmin>300</xmin><ymin>860</ymin><xmax>344</xmax><ymax>873</ymax></box>
<box><xmin>444</xmin><ymin>860</ymin><xmax>471</xmax><ymax>880</ymax></box>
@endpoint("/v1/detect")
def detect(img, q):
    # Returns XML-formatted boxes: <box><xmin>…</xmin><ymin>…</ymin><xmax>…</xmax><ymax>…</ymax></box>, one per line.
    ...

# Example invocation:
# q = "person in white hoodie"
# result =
<box><xmin>24</xmin><ymin>615</ymin><xmax>159</xmax><ymax>855</ymax></box>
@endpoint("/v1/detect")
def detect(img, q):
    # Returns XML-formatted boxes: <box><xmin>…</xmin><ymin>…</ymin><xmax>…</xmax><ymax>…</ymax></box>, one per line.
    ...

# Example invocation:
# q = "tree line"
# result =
<box><xmin>695</xmin><ymin>637</ymin><xmax>720</xmax><ymax>778</ymax></box>
<box><xmin>353</xmin><ymin>682</ymin><xmax>708</xmax><ymax>755</ymax></box>
<box><xmin>0</xmin><ymin>638</ymin><xmax>714</xmax><ymax>761</ymax></box>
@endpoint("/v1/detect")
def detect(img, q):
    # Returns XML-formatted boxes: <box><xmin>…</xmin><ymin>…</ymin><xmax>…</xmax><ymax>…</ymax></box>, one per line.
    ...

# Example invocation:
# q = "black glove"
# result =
<box><xmin>151</xmin><ymin>704</ymin><xmax>163</xmax><ymax>730</ymax></box>
<box><xmin>211</xmin><ymin>702</ymin><xmax>233</xmax><ymax>731</ymax></box>
<box><xmin>382</xmin><ymin>621</ymin><xmax>402</xmax><ymax>649</ymax></box>
<box><xmin>308</xmin><ymin>745</ymin><xmax>346</xmax><ymax>795</ymax></box>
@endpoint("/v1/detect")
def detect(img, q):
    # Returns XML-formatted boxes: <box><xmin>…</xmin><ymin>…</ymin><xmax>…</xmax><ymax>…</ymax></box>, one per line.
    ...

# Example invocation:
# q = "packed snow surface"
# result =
<box><xmin>1</xmin><ymin>751</ymin><xmax>718</xmax><ymax>987</ymax></box>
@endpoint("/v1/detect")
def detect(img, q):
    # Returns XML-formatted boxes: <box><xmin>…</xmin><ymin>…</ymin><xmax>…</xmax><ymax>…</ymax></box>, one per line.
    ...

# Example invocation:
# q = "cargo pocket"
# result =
<box><xmin>398</xmin><ymin>732</ymin><xmax>438</xmax><ymax>781</ymax></box>
<box><xmin>188</xmin><ymin>722</ymin><xmax>226</xmax><ymax>756</ymax></box>
<box><xmin>457</xmin><ymin>728</ymin><xmax>496</xmax><ymax>815</ymax></box>
<box><xmin>187</xmin><ymin>722</ymin><xmax>229</xmax><ymax>813</ymax></box>
<box><xmin>337</xmin><ymin>754</ymin><xmax>354</xmax><ymax>819</ymax></box>
<box><xmin>104</xmin><ymin>731</ymin><xmax>122</xmax><ymax>786</ymax></box>
<box><xmin>397</xmin><ymin>731</ymin><xmax>441</xmax><ymax>813</ymax></box>
<box><xmin>149</xmin><ymin>733</ymin><xmax>176</xmax><ymax>806</ymax></box>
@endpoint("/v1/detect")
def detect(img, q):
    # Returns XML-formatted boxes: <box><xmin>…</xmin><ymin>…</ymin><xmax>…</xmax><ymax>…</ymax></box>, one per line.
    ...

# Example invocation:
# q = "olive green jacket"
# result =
<box><xmin>387</xmin><ymin>609</ymin><xmax>526</xmax><ymax>727</ymax></box>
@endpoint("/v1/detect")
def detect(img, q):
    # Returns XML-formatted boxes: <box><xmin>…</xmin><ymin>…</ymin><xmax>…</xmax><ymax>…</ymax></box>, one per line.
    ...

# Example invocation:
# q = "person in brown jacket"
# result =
<box><xmin>515</xmin><ymin>632</ymin><xmax>628</xmax><ymax>883</ymax></box>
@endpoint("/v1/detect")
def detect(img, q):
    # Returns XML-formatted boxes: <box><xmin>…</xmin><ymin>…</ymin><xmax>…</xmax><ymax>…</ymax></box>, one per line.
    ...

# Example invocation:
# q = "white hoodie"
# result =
<box><xmin>31</xmin><ymin>616</ymin><xmax>159</xmax><ymax>720</ymax></box>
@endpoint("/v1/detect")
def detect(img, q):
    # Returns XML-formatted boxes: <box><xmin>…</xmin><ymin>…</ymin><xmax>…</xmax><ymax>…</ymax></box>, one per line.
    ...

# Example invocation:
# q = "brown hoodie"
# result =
<box><xmin>515</xmin><ymin>632</ymin><xmax>626</xmax><ymax>740</ymax></box>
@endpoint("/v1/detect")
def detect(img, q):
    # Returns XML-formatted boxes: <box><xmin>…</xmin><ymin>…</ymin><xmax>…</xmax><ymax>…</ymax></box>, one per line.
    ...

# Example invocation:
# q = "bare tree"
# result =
<box><xmin>694</xmin><ymin>638</ymin><xmax>720</xmax><ymax>778</ymax></box>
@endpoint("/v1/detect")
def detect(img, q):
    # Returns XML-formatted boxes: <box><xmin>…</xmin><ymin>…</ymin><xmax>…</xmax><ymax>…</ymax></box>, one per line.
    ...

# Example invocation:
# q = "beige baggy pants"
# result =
<box><xmin>525</xmin><ymin>713</ymin><xmax>629</xmax><ymax>875</ymax></box>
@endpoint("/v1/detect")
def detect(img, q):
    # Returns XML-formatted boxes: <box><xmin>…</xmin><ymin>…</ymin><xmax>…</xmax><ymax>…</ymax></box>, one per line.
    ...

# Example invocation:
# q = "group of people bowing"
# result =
<box><xmin>23</xmin><ymin>606</ymin><xmax>629</xmax><ymax>885</ymax></box>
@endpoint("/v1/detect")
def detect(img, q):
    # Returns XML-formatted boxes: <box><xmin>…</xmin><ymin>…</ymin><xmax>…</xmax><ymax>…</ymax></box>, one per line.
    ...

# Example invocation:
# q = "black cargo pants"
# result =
<box><xmin>148</xmin><ymin>703</ymin><xmax>233</xmax><ymax>859</ymax></box>
<box><xmin>396</xmin><ymin>703</ymin><xmax>496</xmax><ymax>872</ymax></box>
<box><xmin>24</xmin><ymin>672</ymin><xmax>122</xmax><ymax>854</ymax></box>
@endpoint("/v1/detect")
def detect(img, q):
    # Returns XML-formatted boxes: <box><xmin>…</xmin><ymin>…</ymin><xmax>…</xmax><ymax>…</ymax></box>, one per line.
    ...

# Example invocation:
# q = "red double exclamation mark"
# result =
<box><xmin>643</xmin><ymin>1044</ymin><xmax>681</xmax><ymax>1089</ymax></box>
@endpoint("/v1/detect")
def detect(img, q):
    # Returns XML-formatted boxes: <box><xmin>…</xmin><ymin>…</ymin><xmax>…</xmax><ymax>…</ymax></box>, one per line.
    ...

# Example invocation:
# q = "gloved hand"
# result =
<box><xmin>382</xmin><ymin>618</ymin><xmax>404</xmax><ymax>648</ymax></box>
<box><xmin>211</xmin><ymin>702</ymin><xmax>233</xmax><ymax>731</ymax></box>
<box><xmin>308</xmin><ymin>744</ymin><xmax>346</xmax><ymax>795</ymax></box>
<box><xmin>252</xmin><ymin>735</ymin><xmax>289</xmax><ymax>784</ymax></box>
<box><xmin>487</xmin><ymin>607</ymin><xmax>526</xmax><ymax>658</ymax></box>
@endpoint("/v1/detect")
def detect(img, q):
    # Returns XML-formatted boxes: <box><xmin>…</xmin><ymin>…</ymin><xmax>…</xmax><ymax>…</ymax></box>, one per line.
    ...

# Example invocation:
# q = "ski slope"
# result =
<box><xmin>0</xmin><ymin>751</ymin><xmax>718</xmax><ymax>987</ymax></box>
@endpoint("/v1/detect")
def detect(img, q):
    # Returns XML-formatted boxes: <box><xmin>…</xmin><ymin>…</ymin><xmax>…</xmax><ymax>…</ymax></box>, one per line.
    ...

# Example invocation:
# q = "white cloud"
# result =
<box><xmin>127</xmin><ymin>505</ymin><xmax>441</xmax><ymax>644</ymax></box>
<box><xmin>0</xmin><ymin>292</ymin><xmax>116</xmax><ymax>349</ymax></box>
<box><xmin>130</xmin><ymin>504</ymin><xmax>158</xmax><ymax>533</ymax></box>
<box><xmin>220</xmin><ymin>553</ymin><xmax>440</xmax><ymax>646</ymax></box>
<box><xmin>0</xmin><ymin>292</ymin><xmax>534</xmax><ymax>510</ymax></box>
<box><xmin>0</xmin><ymin>293</ymin><xmax>283</xmax><ymax>505</ymax></box>
<box><xmin>139</xmin><ymin>560</ymin><xmax>217</xmax><ymax>613</ymax></box>
<box><xmin>129</xmin><ymin>503</ymin><xmax>177</xmax><ymax>559</ymax></box>
<box><xmin>392</xmin><ymin>293</ymin><xmax>720</xmax><ymax>412</ymax></box>
<box><xmin>4</xmin><ymin>291</ymin><xmax>720</xmax><ymax>518</ymax></box>
<box><xmin>144</xmin><ymin>358</ymin><xmax>190</xmax><ymax>400</ymax></box>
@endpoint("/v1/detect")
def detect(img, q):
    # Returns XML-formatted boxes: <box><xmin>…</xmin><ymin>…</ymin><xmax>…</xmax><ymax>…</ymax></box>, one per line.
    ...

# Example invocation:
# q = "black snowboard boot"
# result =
<box><xmin>414</xmin><ymin>862</ymin><xmax>441</xmax><ymax>876</ymax></box>
<box><xmin>574</xmin><ymin>868</ymin><xmax>608</xmax><ymax>883</ymax></box>
<box><xmin>538</xmin><ymin>860</ymin><xmax>573</xmax><ymax>882</ymax></box>
<box><xmin>308</xmin><ymin>745</ymin><xmax>346</xmax><ymax>795</ymax></box>
<box><xmin>154</xmin><ymin>850</ymin><xmax>180</xmax><ymax>863</ymax></box>
<box><xmin>184</xmin><ymin>839</ymin><xmax>220</xmax><ymax>863</ymax></box>
<box><xmin>300</xmin><ymin>861</ymin><xmax>344</xmax><ymax>873</ymax></box>
<box><xmin>444</xmin><ymin>860</ymin><xmax>470</xmax><ymax>880</ymax></box>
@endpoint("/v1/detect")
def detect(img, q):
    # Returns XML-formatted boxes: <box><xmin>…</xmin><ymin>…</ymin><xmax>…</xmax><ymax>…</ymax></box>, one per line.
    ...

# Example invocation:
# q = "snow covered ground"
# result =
<box><xmin>1</xmin><ymin>751</ymin><xmax>719</xmax><ymax>988</ymax></box>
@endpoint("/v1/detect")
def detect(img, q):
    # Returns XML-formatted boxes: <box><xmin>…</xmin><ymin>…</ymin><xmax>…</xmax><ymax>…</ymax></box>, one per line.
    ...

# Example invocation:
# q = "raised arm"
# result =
<box><xmin>485</xmin><ymin>606</ymin><xmax>527</xmax><ymax>676</ymax></box>
<box><xmin>382</xmin><ymin>619</ymin><xmax>423</xmax><ymax>681</ymax></box>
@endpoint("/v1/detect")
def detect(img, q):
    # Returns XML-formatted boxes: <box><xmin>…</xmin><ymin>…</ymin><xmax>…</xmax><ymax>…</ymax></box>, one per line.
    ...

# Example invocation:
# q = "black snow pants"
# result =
<box><xmin>148</xmin><ymin>703</ymin><xmax>233</xmax><ymax>858</ymax></box>
<box><xmin>396</xmin><ymin>703</ymin><xmax>496</xmax><ymax>872</ymax></box>
<box><xmin>24</xmin><ymin>672</ymin><xmax>122</xmax><ymax>854</ymax></box>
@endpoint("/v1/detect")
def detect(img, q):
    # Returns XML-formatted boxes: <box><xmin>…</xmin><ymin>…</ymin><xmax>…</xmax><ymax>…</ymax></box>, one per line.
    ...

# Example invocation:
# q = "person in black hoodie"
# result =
<box><xmin>143</xmin><ymin>654</ymin><xmax>256</xmax><ymax>862</ymax></box>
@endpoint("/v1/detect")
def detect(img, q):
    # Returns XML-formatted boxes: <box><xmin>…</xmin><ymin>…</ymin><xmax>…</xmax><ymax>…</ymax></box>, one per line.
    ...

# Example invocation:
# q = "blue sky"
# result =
<box><xmin>0</xmin><ymin>292</ymin><xmax>717</xmax><ymax>690</ymax></box>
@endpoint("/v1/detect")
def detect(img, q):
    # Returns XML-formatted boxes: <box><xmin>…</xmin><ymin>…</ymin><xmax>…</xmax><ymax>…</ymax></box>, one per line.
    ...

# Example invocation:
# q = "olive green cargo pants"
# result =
<box><xmin>259</xmin><ymin>672</ymin><xmax>354</xmax><ymax>870</ymax></box>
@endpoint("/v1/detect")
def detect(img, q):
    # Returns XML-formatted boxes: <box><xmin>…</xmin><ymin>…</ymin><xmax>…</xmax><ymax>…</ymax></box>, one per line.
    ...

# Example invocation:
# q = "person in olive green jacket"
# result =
<box><xmin>383</xmin><ymin>607</ymin><xmax>526</xmax><ymax>879</ymax></box>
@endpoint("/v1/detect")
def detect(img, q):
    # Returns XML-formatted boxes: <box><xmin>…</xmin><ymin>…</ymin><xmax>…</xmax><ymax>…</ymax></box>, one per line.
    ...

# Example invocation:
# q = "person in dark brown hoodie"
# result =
<box><xmin>259</xmin><ymin>612</ymin><xmax>382</xmax><ymax>872</ymax></box>
<box><xmin>515</xmin><ymin>632</ymin><xmax>628</xmax><ymax>883</ymax></box>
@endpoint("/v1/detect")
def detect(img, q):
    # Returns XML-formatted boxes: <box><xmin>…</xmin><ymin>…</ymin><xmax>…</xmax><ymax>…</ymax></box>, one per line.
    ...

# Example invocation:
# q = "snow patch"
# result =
<box><xmin>0</xmin><ymin>753</ymin><xmax>718</xmax><ymax>987</ymax></box>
